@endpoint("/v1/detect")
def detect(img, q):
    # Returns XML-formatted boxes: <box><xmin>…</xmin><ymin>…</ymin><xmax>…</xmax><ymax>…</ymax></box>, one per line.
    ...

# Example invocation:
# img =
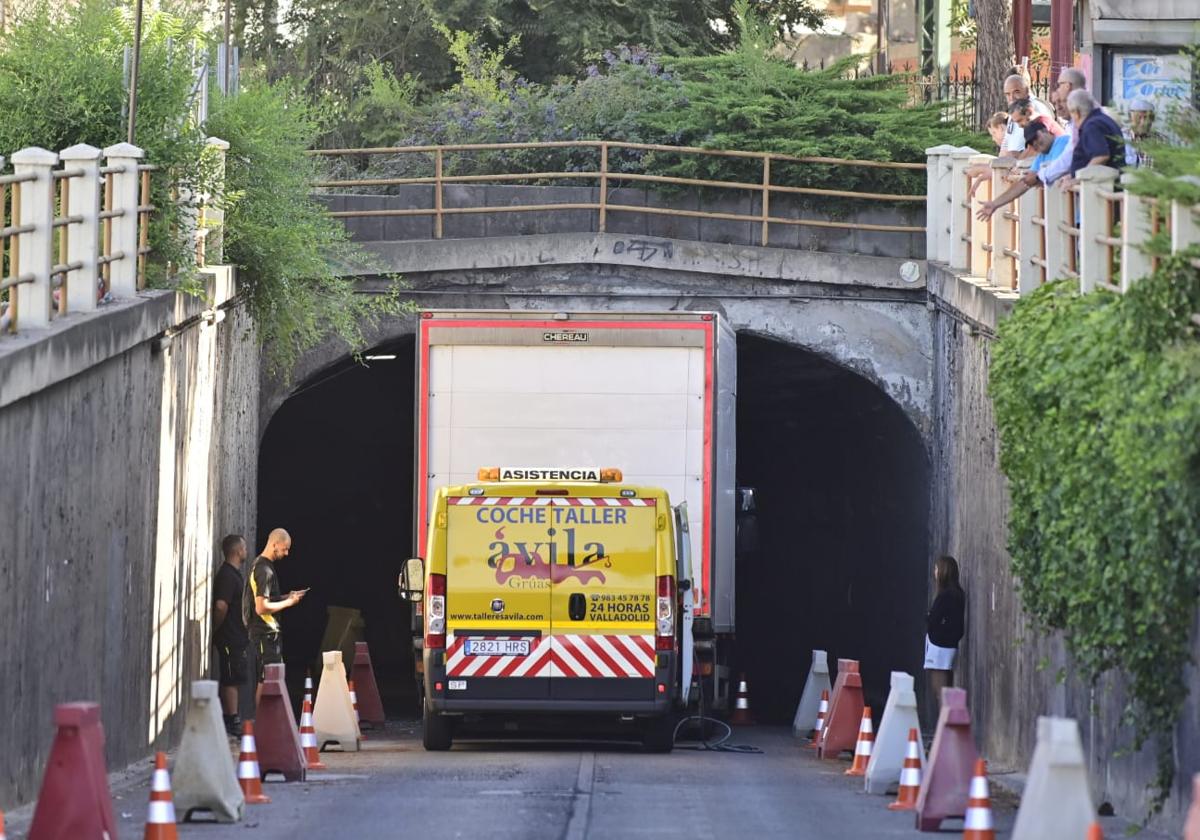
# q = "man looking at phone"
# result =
<box><xmin>243</xmin><ymin>528</ymin><xmax>307</xmax><ymax>704</ymax></box>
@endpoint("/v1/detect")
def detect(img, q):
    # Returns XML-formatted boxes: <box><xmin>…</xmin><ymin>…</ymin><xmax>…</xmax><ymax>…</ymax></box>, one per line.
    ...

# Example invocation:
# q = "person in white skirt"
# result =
<box><xmin>924</xmin><ymin>555</ymin><xmax>965</xmax><ymax>716</ymax></box>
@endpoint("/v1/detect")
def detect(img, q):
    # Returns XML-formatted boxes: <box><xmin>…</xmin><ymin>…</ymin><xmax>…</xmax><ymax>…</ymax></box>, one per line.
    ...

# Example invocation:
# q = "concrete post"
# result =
<box><xmin>1043</xmin><ymin>183</ymin><xmax>1071</xmax><ymax>282</ymax></box>
<box><xmin>948</xmin><ymin>147</ymin><xmax>978</xmax><ymax>271</ymax></box>
<box><xmin>203</xmin><ymin>137</ymin><xmax>230</xmax><ymax>265</ymax></box>
<box><xmin>59</xmin><ymin>144</ymin><xmax>103</xmax><ymax>314</ymax></box>
<box><xmin>1118</xmin><ymin>171</ymin><xmax>1153</xmax><ymax>292</ymax></box>
<box><xmin>989</xmin><ymin>157</ymin><xmax>1018</xmax><ymax>290</ymax></box>
<box><xmin>1075</xmin><ymin>165</ymin><xmax>1119</xmax><ymax>294</ymax></box>
<box><xmin>102</xmin><ymin>142</ymin><xmax>144</xmax><ymax>298</ymax></box>
<box><xmin>11</xmin><ymin>147</ymin><xmax>59</xmax><ymax>329</ymax></box>
<box><xmin>1017</xmin><ymin>177</ymin><xmax>1043</xmax><ymax>294</ymax></box>
<box><xmin>925</xmin><ymin>145</ymin><xmax>957</xmax><ymax>263</ymax></box>
<box><xmin>1170</xmin><ymin>176</ymin><xmax>1200</xmax><ymax>255</ymax></box>
<box><xmin>968</xmin><ymin>154</ymin><xmax>995</xmax><ymax>278</ymax></box>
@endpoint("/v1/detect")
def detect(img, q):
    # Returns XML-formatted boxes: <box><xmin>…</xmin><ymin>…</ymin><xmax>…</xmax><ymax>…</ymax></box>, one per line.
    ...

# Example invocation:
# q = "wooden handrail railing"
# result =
<box><xmin>310</xmin><ymin>140</ymin><xmax>929</xmax><ymax>243</ymax></box>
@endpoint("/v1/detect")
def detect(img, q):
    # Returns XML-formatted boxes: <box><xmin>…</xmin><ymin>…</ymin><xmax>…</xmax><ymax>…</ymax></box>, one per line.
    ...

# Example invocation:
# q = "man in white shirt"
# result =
<box><xmin>1001</xmin><ymin>74</ymin><xmax>1056</xmax><ymax>156</ymax></box>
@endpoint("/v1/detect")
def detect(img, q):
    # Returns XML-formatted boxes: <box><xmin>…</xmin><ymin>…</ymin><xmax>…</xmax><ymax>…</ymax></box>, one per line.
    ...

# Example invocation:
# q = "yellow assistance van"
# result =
<box><xmin>400</xmin><ymin>466</ymin><xmax>694</xmax><ymax>752</ymax></box>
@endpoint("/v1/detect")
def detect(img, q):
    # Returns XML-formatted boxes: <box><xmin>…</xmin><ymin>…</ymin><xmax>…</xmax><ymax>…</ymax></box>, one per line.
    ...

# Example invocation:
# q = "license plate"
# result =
<box><xmin>464</xmin><ymin>638</ymin><xmax>530</xmax><ymax>656</ymax></box>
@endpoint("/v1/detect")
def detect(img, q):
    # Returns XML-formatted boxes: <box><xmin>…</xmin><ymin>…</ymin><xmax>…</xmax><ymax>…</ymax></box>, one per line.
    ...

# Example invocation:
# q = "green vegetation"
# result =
<box><xmin>0</xmin><ymin>0</ymin><xmax>398</xmax><ymax>375</ymax></box>
<box><xmin>989</xmin><ymin>254</ymin><xmax>1200</xmax><ymax>813</ymax></box>
<box><xmin>0</xmin><ymin>1</ymin><xmax>203</xmax><ymax>275</ymax></box>
<box><xmin>205</xmin><ymin>82</ymin><xmax>401</xmax><ymax>376</ymax></box>
<box><xmin>337</xmin><ymin>3</ymin><xmax>980</xmax><ymax>201</ymax></box>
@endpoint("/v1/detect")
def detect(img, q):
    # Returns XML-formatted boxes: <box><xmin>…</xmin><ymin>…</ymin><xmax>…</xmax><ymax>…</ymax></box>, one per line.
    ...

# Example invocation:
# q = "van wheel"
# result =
<box><xmin>422</xmin><ymin>699</ymin><xmax>453</xmax><ymax>751</ymax></box>
<box><xmin>641</xmin><ymin>714</ymin><xmax>675</xmax><ymax>753</ymax></box>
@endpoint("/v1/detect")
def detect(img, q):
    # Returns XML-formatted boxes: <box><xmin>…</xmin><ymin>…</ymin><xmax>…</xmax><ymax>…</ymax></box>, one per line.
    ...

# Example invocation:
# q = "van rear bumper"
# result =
<box><xmin>425</xmin><ymin>648</ymin><xmax>676</xmax><ymax>716</ymax></box>
<box><xmin>433</xmin><ymin>697</ymin><xmax>671</xmax><ymax>714</ymax></box>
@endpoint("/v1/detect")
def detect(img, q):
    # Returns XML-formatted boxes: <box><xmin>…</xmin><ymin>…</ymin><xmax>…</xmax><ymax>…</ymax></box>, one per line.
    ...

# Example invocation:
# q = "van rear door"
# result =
<box><xmin>549</xmin><ymin>498</ymin><xmax>658</xmax><ymax>701</ymax></box>
<box><xmin>443</xmin><ymin>497</ymin><xmax>553</xmax><ymax>699</ymax></box>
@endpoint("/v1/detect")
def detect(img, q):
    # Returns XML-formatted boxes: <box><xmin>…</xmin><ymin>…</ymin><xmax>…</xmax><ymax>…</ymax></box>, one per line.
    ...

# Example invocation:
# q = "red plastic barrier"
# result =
<box><xmin>351</xmin><ymin>642</ymin><xmax>386</xmax><ymax>727</ymax></box>
<box><xmin>818</xmin><ymin>659</ymin><xmax>864</xmax><ymax>760</ymax></box>
<box><xmin>28</xmin><ymin>702</ymin><xmax>118</xmax><ymax>840</ymax></box>
<box><xmin>254</xmin><ymin>663</ymin><xmax>306</xmax><ymax>782</ymax></box>
<box><xmin>915</xmin><ymin>687</ymin><xmax>980</xmax><ymax>832</ymax></box>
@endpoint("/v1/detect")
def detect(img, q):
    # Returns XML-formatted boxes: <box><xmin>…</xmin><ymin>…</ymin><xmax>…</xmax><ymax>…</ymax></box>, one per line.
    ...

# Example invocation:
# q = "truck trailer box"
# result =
<box><xmin>414</xmin><ymin>310</ymin><xmax>736</xmax><ymax>634</ymax></box>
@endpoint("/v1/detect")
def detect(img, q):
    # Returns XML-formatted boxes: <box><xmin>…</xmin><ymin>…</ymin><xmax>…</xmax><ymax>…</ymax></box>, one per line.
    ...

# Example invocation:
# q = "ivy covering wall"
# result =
<box><xmin>989</xmin><ymin>253</ymin><xmax>1200</xmax><ymax>811</ymax></box>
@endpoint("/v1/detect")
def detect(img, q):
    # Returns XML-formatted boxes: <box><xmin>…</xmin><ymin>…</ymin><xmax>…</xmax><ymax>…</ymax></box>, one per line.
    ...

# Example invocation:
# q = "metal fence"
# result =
<box><xmin>788</xmin><ymin>59</ymin><xmax>1053</xmax><ymax>132</ymax></box>
<box><xmin>310</xmin><ymin>140</ymin><xmax>928</xmax><ymax>246</ymax></box>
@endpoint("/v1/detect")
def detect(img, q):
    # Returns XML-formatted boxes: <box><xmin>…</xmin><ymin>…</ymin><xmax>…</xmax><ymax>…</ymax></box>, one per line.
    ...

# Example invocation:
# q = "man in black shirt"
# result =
<box><xmin>214</xmin><ymin>534</ymin><xmax>249</xmax><ymax>736</ymax></box>
<box><xmin>243</xmin><ymin>528</ymin><xmax>306</xmax><ymax>704</ymax></box>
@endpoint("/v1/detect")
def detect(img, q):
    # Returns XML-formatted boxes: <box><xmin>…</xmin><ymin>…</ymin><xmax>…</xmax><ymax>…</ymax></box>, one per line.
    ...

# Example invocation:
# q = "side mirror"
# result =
<box><xmin>399</xmin><ymin>557</ymin><xmax>425</xmax><ymax>601</ymax></box>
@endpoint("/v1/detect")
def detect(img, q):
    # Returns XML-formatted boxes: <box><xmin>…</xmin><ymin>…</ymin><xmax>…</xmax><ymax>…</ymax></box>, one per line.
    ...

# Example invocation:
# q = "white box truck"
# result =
<box><xmin>410</xmin><ymin>310</ymin><xmax>738</xmax><ymax>711</ymax></box>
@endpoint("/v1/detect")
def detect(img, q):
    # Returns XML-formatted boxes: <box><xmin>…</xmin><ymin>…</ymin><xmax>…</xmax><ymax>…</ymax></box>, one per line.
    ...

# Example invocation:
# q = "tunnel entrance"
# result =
<box><xmin>257</xmin><ymin>329</ymin><xmax>930</xmax><ymax>724</ymax></box>
<box><xmin>734</xmin><ymin>333</ymin><xmax>929</xmax><ymax>724</ymax></box>
<box><xmin>257</xmin><ymin>337</ymin><xmax>418</xmax><ymax>715</ymax></box>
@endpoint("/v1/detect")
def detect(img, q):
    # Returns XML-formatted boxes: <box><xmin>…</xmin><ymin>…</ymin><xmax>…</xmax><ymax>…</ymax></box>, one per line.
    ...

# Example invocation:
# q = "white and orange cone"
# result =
<box><xmin>237</xmin><ymin>721</ymin><xmax>271</xmax><ymax>804</ymax></box>
<box><xmin>962</xmin><ymin>758</ymin><xmax>995</xmax><ymax>839</ymax></box>
<box><xmin>888</xmin><ymin>727</ymin><xmax>923</xmax><ymax>810</ymax></box>
<box><xmin>1087</xmin><ymin>823</ymin><xmax>1104</xmax><ymax>840</ymax></box>
<box><xmin>808</xmin><ymin>689</ymin><xmax>829</xmax><ymax>747</ymax></box>
<box><xmin>730</xmin><ymin>674</ymin><xmax>755</xmax><ymax>726</ymax></box>
<box><xmin>299</xmin><ymin>697</ymin><xmax>327</xmax><ymax>770</ymax></box>
<box><xmin>845</xmin><ymin>706</ymin><xmax>874</xmax><ymax>776</ymax></box>
<box><xmin>143</xmin><ymin>751</ymin><xmax>178</xmax><ymax>840</ymax></box>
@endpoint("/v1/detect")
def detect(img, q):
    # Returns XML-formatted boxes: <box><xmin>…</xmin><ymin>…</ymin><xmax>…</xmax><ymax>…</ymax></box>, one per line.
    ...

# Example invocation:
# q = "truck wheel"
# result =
<box><xmin>422</xmin><ymin>699</ymin><xmax>454</xmax><ymax>751</ymax></box>
<box><xmin>641</xmin><ymin>714</ymin><xmax>676</xmax><ymax>753</ymax></box>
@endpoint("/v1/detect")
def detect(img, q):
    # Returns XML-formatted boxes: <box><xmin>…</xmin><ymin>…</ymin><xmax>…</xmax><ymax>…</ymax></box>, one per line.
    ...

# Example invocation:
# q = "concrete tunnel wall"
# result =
<box><xmin>928</xmin><ymin>264</ymin><xmax>1200</xmax><ymax>835</ymax></box>
<box><xmin>0</xmin><ymin>275</ymin><xmax>259</xmax><ymax>811</ymax></box>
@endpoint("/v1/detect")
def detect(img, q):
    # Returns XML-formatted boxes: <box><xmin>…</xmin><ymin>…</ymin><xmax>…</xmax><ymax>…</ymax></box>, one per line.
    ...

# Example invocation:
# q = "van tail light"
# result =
<box><xmin>425</xmin><ymin>573</ymin><xmax>446</xmax><ymax>649</ymax></box>
<box><xmin>656</xmin><ymin>574</ymin><xmax>675</xmax><ymax>651</ymax></box>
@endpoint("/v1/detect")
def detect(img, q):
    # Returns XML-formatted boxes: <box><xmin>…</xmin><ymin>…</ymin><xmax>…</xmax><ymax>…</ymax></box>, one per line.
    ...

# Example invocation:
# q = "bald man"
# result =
<box><xmin>243</xmin><ymin>528</ymin><xmax>306</xmax><ymax>703</ymax></box>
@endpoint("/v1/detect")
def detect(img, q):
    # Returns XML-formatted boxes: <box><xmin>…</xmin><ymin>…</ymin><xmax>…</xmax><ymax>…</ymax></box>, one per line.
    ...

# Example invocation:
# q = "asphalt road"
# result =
<box><xmin>4</xmin><ymin>723</ymin><xmax>1160</xmax><ymax>839</ymax></box>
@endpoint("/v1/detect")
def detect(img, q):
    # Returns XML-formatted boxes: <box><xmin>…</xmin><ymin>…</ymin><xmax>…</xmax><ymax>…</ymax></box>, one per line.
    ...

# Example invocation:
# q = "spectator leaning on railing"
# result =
<box><xmin>1058</xmin><ymin>89</ymin><xmax>1126</xmax><ymax>190</ymax></box>
<box><xmin>975</xmin><ymin>122</ymin><xmax>1071</xmax><ymax>221</ymax></box>
<box><xmin>1038</xmin><ymin>68</ymin><xmax>1090</xmax><ymax>187</ymax></box>
<box><xmin>1009</xmin><ymin>98</ymin><xmax>1066</xmax><ymax>141</ymax></box>
<box><xmin>1001</xmin><ymin>73</ymin><xmax>1056</xmax><ymax>157</ymax></box>
<box><xmin>968</xmin><ymin>112</ymin><xmax>1013</xmax><ymax>198</ymax></box>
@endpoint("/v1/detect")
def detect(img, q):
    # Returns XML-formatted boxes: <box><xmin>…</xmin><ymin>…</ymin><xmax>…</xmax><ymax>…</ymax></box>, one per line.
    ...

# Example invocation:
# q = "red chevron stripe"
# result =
<box><xmin>558</xmin><ymin>637</ymin><xmax>604</xmax><ymax>678</ymax></box>
<box><xmin>584</xmin><ymin>636</ymin><xmax>626</xmax><ymax>676</ymax></box>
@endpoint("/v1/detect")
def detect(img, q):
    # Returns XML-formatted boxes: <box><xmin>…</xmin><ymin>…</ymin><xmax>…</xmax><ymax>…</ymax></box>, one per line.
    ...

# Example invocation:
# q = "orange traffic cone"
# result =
<box><xmin>349</xmin><ymin>679</ymin><xmax>364</xmax><ymax>740</ymax></box>
<box><xmin>888</xmin><ymin>728</ymin><xmax>923</xmax><ymax>811</ymax></box>
<box><xmin>237</xmin><ymin>721</ymin><xmax>271</xmax><ymax>804</ymax></box>
<box><xmin>809</xmin><ymin>689</ymin><xmax>830</xmax><ymax>747</ymax></box>
<box><xmin>845</xmin><ymin>706</ymin><xmax>874</xmax><ymax>776</ymax></box>
<box><xmin>143</xmin><ymin>752</ymin><xmax>178</xmax><ymax>840</ymax></box>
<box><xmin>299</xmin><ymin>697</ymin><xmax>327</xmax><ymax>770</ymax></box>
<box><xmin>962</xmin><ymin>758</ymin><xmax>995</xmax><ymax>839</ymax></box>
<box><xmin>730</xmin><ymin>674</ymin><xmax>755</xmax><ymax>725</ymax></box>
<box><xmin>1087</xmin><ymin>823</ymin><xmax>1104</xmax><ymax>840</ymax></box>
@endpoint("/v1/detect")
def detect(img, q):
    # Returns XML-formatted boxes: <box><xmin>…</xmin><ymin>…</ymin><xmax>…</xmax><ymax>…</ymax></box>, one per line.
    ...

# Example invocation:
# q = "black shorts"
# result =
<box><xmin>252</xmin><ymin>633</ymin><xmax>283</xmax><ymax>683</ymax></box>
<box><xmin>217</xmin><ymin>642</ymin><xmax>248</xmax><ymax>687</ymax></box>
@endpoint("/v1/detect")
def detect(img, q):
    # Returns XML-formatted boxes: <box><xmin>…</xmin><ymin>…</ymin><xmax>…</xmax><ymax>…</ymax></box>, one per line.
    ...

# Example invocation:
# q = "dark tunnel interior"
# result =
<box><xmin>734</xmin><ymin>333</ymin><xmax>929</xmax><ymax>725</ymax></box>
<box><xmin>257</xmin><ymin>330</ymin><xmax>931</xmax><ymax>722</ymax></box>
<box><xmin>257</xmin><ymin>336</ymin><xmax>419</xmax><ymax>714</ymax></box>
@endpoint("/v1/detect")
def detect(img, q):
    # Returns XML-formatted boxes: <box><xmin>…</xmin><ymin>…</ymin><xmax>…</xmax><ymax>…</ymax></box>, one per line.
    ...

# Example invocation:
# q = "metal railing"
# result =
<box><xmin>310</xmin><ymin>140</ymin><xmax>928</xmax><ymax>246</ymax></box>
<box><xmin>0</xmin><ymin>143</ymin><xmax>155</xmax><ymax>336</ymax></box>
<box><xmin>926</xmin><ymin>144</ymin><xmax>1200</xmax><ymax>299</ymax></box>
